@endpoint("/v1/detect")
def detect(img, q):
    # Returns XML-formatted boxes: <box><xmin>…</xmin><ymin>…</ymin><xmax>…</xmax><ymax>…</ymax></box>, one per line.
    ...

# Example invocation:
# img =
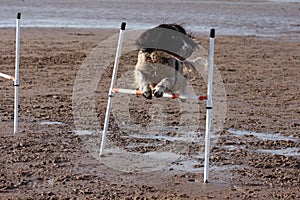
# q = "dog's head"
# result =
<box><xmin>137</xmin><ymin>24</ymin><xmax>198</xmax><ymax>60</ymax></box>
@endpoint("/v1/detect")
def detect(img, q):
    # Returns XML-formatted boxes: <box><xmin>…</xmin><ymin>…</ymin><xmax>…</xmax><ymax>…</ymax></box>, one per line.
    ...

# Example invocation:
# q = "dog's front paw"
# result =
<box><xmin>142</xmin><ymin>85</ymin><xmax>152</xmax><ymax>99</ymax></box>
<box><xmin>154</xmin><ymin>86</ymin><xmax>164</xmax><ymax>98</ymax></box>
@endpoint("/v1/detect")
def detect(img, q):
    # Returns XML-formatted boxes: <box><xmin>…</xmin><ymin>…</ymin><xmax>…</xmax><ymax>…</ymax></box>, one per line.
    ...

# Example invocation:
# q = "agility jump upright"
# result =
<box><xmin>99</xmin><ymin>23</ymin><xmax>216</xmax><ymax>183</ymax></box>
<box><xmin>204</xmin><ymin>28</ymin><xmax>215</xmax><ymax>183</ymax></box>
<box><xmin>0</xmin><ymin>13</ymin><xmax>21</xmax><ymax>134</ymax></box>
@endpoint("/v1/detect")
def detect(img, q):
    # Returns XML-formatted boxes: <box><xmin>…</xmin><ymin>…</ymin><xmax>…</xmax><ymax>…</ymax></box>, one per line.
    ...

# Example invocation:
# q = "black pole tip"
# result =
<box><xmin>210</xmin><ymin>28</ymin><xmax>215</xmax><ymax>38</ymax></box>
<box><xmin>121</xmin><ymin>22</ymin><xmax>126</xmax><ymax>30</ymax></box>
<box><xmin>17</xmin><ymin>12</ymin><xmax>21</xmax><ymax>19</ymax></box>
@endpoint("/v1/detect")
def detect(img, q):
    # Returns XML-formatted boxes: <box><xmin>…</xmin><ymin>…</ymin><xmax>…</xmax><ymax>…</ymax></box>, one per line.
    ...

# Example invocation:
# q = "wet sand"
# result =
<box><xmin>0</xmin><ymin>27</ymin><xmax>299</xmax><ymax>199</ymax></box>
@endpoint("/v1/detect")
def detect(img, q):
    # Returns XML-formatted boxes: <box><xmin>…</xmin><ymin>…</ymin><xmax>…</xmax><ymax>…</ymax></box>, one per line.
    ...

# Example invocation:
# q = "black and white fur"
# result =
<box><xmin>134</xmin><ymin>24</ymin><xmax>198</xmax><ymax>99</ymax></box>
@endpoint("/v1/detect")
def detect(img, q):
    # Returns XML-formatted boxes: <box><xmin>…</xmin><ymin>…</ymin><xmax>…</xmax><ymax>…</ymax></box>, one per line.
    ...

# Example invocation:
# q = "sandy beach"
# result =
<box><xmin>0</xmin><ymin>26</ymin><xmax>299</xmax><ymax>199</ymax></box>
<box><xmin>0</xmin><ymin>1</ymin><xmax>300</xmax><ymax>199</ymax></box>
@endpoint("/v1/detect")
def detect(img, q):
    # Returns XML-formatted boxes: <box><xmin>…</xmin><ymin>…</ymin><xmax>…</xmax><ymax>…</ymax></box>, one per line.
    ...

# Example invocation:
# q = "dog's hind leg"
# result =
<box><xmin>134</xmin><ymin>70</ymin><xmax>152</xmax><ymax>99</ymax></box>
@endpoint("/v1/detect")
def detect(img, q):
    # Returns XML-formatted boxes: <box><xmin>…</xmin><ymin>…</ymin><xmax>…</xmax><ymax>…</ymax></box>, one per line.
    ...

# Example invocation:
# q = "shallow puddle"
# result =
<box><xmin>99</xmin><ymin>147</ymin><xmax>181</xmax><ymax>173</ymax></box>
<box><xmin>37</xmin><ymin>121</ymin><xmax>66</xmax><ymax>125</ymax></box>
<box><xmin>77</xmin><ymin>128</ymin><xmax>299</xmax><ymax>173</ymax></box>
<box><xmin>74</xmin><ymin>130</ymin><xmax>101</xmax><ymax>136</ymax></box>
<box><xmin>227</xmin><ymin>129</ymin><xmax>299</xmax><ymax>157</ymax></box>
<box><xmin>256</xmin><ymin>147</ymin><xmax>300</xmax><ymax>157</ymax></box>
<box><xmin>228</xmin><ymin>129</ymin><xmax>298</xmax><ymax>141</ymax></box>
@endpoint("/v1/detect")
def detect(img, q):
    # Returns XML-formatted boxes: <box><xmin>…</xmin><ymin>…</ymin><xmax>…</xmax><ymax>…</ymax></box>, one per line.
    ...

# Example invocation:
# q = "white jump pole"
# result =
<box><xmin>99</xmin><ymin>22</ymin><xmax>126</xmax><ymax>156</ymax></box>
<box><xmin>14</xmin><ymin>12</ymin><xmax>21</xmax><ymax>134</ymax></box>
<box><xmin>204</xmin><ymin>28</ymin><xmax>215</xmax><ymax>183</ymax></box>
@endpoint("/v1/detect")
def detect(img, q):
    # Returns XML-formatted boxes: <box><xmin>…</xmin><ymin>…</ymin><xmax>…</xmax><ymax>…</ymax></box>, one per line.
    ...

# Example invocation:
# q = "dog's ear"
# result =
<box><xmin>137</xmin><ymin>24</ymin><xmax>198</xmax><ymax>59</ymax></box>
<box><xmin>154</xmin><ymin>24</ymin><xmax>198</xmax><ymax>50</ymax></box>
<box><xmin>136</xmin><ymin>28</ymin><xmax>162</xmax><ymax>49</ymax></box>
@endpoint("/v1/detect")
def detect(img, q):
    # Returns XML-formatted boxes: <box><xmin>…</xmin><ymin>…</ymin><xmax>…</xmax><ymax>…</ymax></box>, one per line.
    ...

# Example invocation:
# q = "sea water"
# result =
<box><xmin>0</xmin><ymin>0</ymin><xmax>299</xmax><ymax>38</ymax></box>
